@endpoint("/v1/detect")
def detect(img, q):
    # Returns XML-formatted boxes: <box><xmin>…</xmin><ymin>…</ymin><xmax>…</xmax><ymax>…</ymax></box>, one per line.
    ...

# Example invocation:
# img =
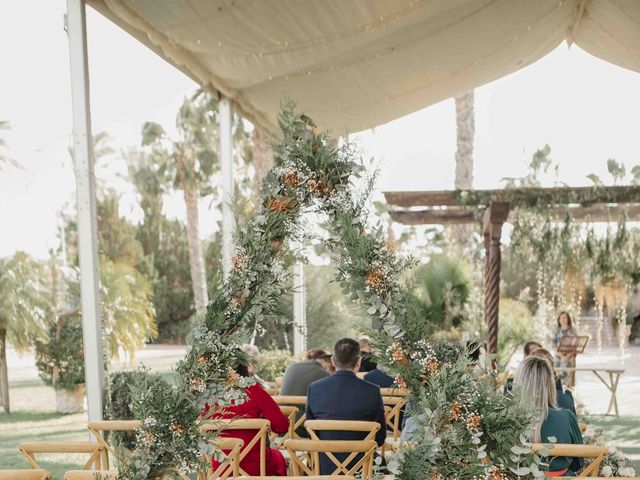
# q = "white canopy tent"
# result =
<box><xmin>66</xmin><ymin>0</ymin><xmax>640</xmax><ymax>420</ymax></box>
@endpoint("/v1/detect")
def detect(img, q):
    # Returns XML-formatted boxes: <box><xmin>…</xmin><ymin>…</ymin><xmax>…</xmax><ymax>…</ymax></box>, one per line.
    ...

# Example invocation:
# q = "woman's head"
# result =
<box><xmin>529</xmin><ymin>348</ymin><xmax>557</xmax><ymax>380</ymax></box>
<box><xmin>557</xmin><ymin>311</ymin><xmax>572</xmax><ymax>329</ymax></box>
<box><xmin>523</xmin><ymin>341</ymin><xmax>542</xmax><ymax>356</ymax></box>
<box><xmin>515</xmin><ymin>355</ymin><xmax>558</xmax><ymax>442</ymax></box>
<box><xmin>317</xmin><ymin>354</ymin><xmax>334</xmax><ymax>373</ymax></box>
<box><xmin>307</xmin><ymin>348</ymin><xmax>327</xmax><ymax>360</ymax></box>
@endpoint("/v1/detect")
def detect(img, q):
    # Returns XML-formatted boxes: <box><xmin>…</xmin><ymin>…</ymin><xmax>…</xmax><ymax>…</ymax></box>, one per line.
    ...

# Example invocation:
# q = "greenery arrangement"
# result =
<box><xmin>115</xmin><ymin>103</ymin><xmax>550</xmax><ymax>479</ymax></box>
<box><xmin>255</xmin><ymin>349</ymin><xmax>293</xmax><ymax>382</ymax></box>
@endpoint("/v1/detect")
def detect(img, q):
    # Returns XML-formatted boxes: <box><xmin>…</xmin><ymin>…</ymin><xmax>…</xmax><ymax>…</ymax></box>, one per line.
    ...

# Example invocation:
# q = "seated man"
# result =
<box><xmin>280</xmin><ymin>348</ymin><xmax>329</xmax><ymax>396</ymax></box>
<box><xmin>306</xmin><ymin>338</ymin><xmax>387</xmax><ymax>474</ymax></box>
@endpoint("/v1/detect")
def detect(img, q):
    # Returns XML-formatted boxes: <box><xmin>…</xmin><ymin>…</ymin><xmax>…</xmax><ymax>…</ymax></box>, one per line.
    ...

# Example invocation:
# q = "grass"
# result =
<box><xmin>585</xmin><ymin>414</ymin><xmax>640</xmax><ymax>471</ymax></box>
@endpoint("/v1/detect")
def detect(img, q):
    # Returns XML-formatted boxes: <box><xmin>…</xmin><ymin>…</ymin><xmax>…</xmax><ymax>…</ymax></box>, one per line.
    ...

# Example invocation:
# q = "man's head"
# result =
<box><xmin>332</xmin><ymin>337</ymin><xmax>361</xmax><ymax>372</ymax></box>
<box><xmin>523</xmin><ymin>341</ymin><xmax>543</xmax><ymax>357</ymax></box>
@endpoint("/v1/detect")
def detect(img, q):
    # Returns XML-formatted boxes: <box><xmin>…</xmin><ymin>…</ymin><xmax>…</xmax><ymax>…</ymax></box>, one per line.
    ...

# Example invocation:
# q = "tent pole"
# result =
<box><xmin>65</xmin><ymin>0</ymin><xmax>104</xmax><ymax>421</ymax></box>
<box><xmin>219</xmin><ymin>97</ymin><xmax>234</xmax><ymax>279</ymax></box>
<box><xmin>292</xmin><ymin>260</ymin><xmax>306</xmax><ymax>356</ymax></box>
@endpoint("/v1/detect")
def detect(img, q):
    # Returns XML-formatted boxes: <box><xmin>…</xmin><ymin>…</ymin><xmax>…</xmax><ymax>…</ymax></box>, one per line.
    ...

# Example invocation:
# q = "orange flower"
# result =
<box><xmin>169</xmin><ymin>423</ymin><xmax>184</xmax><ymax>435</ymax></box>
<box><xmin>489</xmin><ymin>466</ymin><xmax>506</xmax><ymax>480</ymax></box>
<box><xmin>467</xmin><ymin>414</ymin><xmax>481</xmax><ymax>431</ymax></box>
<box><xmin>268</xmin><ymin>197</ymin><xmax>293</xmax><ymax>213</ymax></box>
<box><xmin>366</xmin><ymin>269</ymin><xmax>385</xmax><ymax>293</ymax></box>
<box><xmin>196</xmin><ymin>355</ymin><xmax>207</xmax><ymax>365</ymax></box>
<box><xmin>390</xmin><ymin>345</ymin><xmax>409</xmax><ymax>364</ymax></box>
<box><xmin>270</xmin><ymin>238</ymin><xmax>283</xmax><ymax>253</ymax></box>
<box><xmin>449</xmin><ymin>402</ymin><xmax>463</xmax><ymax>421</ymax></box>
<box><xmin>231</xmin><ymin>255</ymin><xmax>247</xmax><ymax>273</ymax></box>
<box><xmin>394</xmin><ymin>374</ymin><xmax>408</xmax><ymax>389</ymax></box>
<box><xmin>283</xmin><ymin>171</ymin><xmax>301</xmax><ymax>187</ymax></box>
<box><xmin>227</xmin><ymin>368</ymin><xmax>240</xmax><ymax>386</ymax></box>
<box><xmin>308</xmin><ymin>179</ymin><xmax>330</xmax><ymax>197</ymax></box>
<box><xmin>425</xmin><ymin>359</ymin><xmax>440</xmax><ymax>374</ymax></box>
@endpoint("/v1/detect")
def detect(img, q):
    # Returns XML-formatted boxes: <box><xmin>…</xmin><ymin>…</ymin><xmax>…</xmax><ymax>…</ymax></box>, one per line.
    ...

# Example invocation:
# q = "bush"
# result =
<box><xmin>498</xmin><ymin>298</ymin><xmax>542</xmax><ymax>366</ymax></box>
<box><xmin>256</xmin><ymin>349</ymin><xmax>294</xmax><ymax>382</ymax></box>
<box><xmin>35</xmin><ymin>315</ymin><xmax>85</xmax><ymax>391</ymax></box>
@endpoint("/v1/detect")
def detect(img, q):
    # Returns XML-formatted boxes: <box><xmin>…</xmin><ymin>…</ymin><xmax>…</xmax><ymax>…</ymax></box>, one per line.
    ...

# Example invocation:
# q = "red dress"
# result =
<box><xmin>205</xmin><ymin>383</ymin><xmax>289</xmax><ymax>476</ymax></box>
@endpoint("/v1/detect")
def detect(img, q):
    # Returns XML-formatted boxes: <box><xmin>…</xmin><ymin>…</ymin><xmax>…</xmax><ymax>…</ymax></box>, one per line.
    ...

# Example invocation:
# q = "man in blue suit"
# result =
<box><xmin>306</xmin><ymin>337</ymin><xmax>387</xmax><ymax>474</ymax></box>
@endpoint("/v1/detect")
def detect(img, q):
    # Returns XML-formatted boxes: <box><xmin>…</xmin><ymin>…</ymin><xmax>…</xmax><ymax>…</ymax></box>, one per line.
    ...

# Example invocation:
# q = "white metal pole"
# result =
<box><xmin>219</xmin><ymin>97</ymin><xmax>234</xmax><ymax>279</ymax></box>
<box><xmin>65</xmin><ymin>0</ymin><xmax>104</xmax><ymax>421</ymax></box>
<box><xmin>292</xmin><ymin>261</ymin><xmax>306</xmax><ymax>356</ymax></box>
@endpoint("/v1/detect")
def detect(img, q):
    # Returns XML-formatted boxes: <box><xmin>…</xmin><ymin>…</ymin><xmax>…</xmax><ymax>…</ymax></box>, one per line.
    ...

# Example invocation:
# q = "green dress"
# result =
<box><xmin>540</xmin><ymin>408</ymin><xmax>584</xmax><ymax>474</ymax></box>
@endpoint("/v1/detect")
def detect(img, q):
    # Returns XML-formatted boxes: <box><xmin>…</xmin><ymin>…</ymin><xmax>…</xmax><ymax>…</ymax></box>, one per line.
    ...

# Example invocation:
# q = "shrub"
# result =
<box><xmin>256</xmin><ymin>349</ymin><xmax>293</xmax><ymax>381</ymax></box>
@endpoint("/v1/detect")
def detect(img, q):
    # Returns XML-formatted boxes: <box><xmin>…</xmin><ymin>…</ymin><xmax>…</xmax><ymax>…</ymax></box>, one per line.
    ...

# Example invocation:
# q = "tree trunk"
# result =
<box><xmin>183</xmin><ymin>187</ymin><xmax>209</xmax><ymax>311</ymax></box>
<box><xmin>0</xmin><ymin>329</ymin><xmax>10</xmax><ymax>413</ymax></box>
<box><xmin>450</xmin><ymin>90</ymin><xmax>476</xmax><ymax>247</ymax></box>
<box><xmin>252</xmin><ymin>127</ymin><xmax>274</xmax><ymax>195</ymax></box>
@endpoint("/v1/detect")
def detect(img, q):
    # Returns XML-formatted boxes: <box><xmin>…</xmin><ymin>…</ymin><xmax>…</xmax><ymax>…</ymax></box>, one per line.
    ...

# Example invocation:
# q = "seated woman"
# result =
<box><xmin>515</xmin><ymin>356</ymin><xmax>584</xmax><ymax>476</ymax></box>
<box><xmin>204</xmin><ymin>362</ymin><xmax>289</xmax><ymax>476</ymax></box>
<box><xmin>530</xmin><ymin>348</ymin><xmax>577</xmax><ymax>415</ymax></box>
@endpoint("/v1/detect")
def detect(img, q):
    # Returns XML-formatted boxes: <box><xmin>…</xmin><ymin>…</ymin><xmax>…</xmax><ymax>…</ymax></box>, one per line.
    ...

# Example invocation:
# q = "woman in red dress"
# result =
<box><xmin>205</xmin><ymin>363</ymin><xmax>289</xmax><ymax>476</ymax></box>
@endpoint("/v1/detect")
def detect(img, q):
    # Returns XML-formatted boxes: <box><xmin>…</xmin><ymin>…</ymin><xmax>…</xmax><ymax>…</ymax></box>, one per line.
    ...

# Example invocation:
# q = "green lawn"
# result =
<box><xmin>586</xmin><ymin>414</ymin><xmax>640</xmax><ymax>472</ymax></box>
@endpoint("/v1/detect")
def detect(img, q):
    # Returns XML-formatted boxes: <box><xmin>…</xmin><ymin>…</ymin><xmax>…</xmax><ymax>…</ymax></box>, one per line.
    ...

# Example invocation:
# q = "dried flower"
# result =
<box><xmin>467</xmin><ymin>413</ymin><xmax>482</xmax><ymax>431</ymax></box>
<box><xmin>394</xmin><ymin>374</ymin><xmax>408</xmax><ymax>389</ymax></box>
<box><xmin>169</xmin><ymin>423</ymin><xmax>184</xmax><ymax>435</ymax></box>
<box><xmin>231</xmin><ymin>294</ymin><xmax>244</xmax><ymax>308</ymax></box>
<box><xmin>389</xmin><ymin>344</ymin><xmax>409</xmax><ymax>364</ymax></box>
<box><xmin>190</xmin><ymin>377</ymin><xmax>205</xmax><ymax>392</ymax></box>
<box><xmin>141</xmin><ymin>431</ymin><xmax>155</xmax><ymax>447</ymax></box>
<box><xmin>425</xmin><ymin>358</ymin><xmax>440</xmax><ymax>374</ymax></box>
<box><xmin>308</xmin><ymin>179</ymin><xmax>330</xmax><ymax>196</ymax></box>
<box><xmin>449</xmin><ymin>402</ymin><xmax>463</xmax><ymax>421</ymax></box>
<box><xmin>196</xmin><ymin>355</ymin><xmax>207</xmax><ymax>365</ymax></box>
<box><xmin>231</xmin><ymin>254</ymin><xmax>247</xmax><ymax>273</ymax></box>
<box><xmin>227</xmin><ymin>368</ymin><xmax>240</xmax><ymax>386</ymax></box>
<box><xmin>366</xmin><ymin>268</ymin><xmax>386</xmax><ymax>294</ymax></box>
<box><xmin>282</xmin><ymin>170</ymin><xmax>301</xmax><ymax>187</ymax></box>
<box><xmin>268</xmin><ymin>197</ymin><xmax>296</xmax><ymax>213</ymax></box>
<box><xmin>489</xmin><ymin>466</ymin><xmax>506</xmax><ymax>480</ymax></box>
<box><xmin>427</xmin><ymin>471</ymin><xmax>442</xmax><ymax>480</ymax></box>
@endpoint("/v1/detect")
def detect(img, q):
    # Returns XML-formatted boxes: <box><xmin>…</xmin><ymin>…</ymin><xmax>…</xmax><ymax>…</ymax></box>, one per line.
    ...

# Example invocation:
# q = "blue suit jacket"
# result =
<box><xmin>306</xmin><ymin>370</ymin><xmax>387</xmax><ymax>474</ymax></box>
<box><xmin>363</xmin><ymin>368</ymin><xmax>395</xmax><ymax>388</ymax></box>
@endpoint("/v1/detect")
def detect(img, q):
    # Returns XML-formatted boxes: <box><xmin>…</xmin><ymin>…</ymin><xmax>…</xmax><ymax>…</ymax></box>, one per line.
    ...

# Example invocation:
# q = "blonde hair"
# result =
<box><xmin>514</xmin><ymin>356</ymin><xmax>557</xmax><ymax>442</ymax></box>
<box><xmin>529</xmin><ymin>348</ymin><xmax>558</xmax><ymax>381</ymax></box>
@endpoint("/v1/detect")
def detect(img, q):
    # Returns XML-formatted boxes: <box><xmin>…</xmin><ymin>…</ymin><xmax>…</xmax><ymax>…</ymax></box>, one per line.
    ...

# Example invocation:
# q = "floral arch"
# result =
<box><xmin>120</xmin><ymin>104</ymin><xmax>539</xmax><ymax>480</ymax></box>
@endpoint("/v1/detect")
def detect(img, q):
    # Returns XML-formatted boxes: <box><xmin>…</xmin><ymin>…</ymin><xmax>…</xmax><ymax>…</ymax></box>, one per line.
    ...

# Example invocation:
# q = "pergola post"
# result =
<box><xmin>219</xmin><ymin>97</ymin><xmax>234</xmax><ymax>279</ymax></box>
<box><xmin>65</xmin><ymin>0</ymin><xmax>104</xmax><ymax>421</ymax></box>
<box><xmin>483</xmin><ymin>202</ymin><xmax>509</xmax><ymax>363</ymax></box>
<box><xmin>292</xmin><ymin>260</ymin><xmax>306</xmax><ymax>356</ymax></box>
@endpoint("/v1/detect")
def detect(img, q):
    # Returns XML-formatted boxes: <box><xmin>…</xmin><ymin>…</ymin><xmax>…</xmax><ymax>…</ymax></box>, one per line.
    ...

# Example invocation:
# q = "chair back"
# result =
<box><xmin>199</xmin><ymin>437</ymin><xmax>244</xmax><ymax>480</ymax></box>
<box><xmin>0</xmin><ymin>470</ymin><xmax>51</xmax><ymax>480</ymax></box>
<box><xmin>270</xmin><ymin>405</ymin><xmax>298</xmax><ymax>449</ymax></box>
<box><xmin>285</xmin><ymin>439</ymin><xmax>376</xmax><ymax>478</ymax></box>
<box><xmin>64</xmin><ymin>471</ymin><xmax>118</xmax><ymax>480</ymax></box>
<box><xmin>379</xmin><ymin>387</ymin><xmax>408</xmax><ymax>397</ymax></box>
<box><xmin>530</xmin><ymin>443</ymin><xmax>608</xmax><ymax>477</ymax></box>
<box><xmin>382</xmin><ymin>395</ymin><xmax>407</xmax><ymax>441</ymax></box>
<box><xmin>272</xmin><ymin>395</ymin><xmax>307</xmax><ymax>437</ymax></box>
<box><xmin>88</xmin><ymin>419</ymin><xmax>141</xmax><ymax>469</ymax></box>
<box><xmin>304</xmin><ymin>419</ymin><xmax>380</xmax><ymax>442</ymax></box>
<box><xmin>200</xmin><ymin>418</ymin><xmax>270</xmax><ymax>476</ymax></box>
<box><xmin>19</xmin><ymin>442</ymin><xmax>103</xmax><ymax>470</ymax></box>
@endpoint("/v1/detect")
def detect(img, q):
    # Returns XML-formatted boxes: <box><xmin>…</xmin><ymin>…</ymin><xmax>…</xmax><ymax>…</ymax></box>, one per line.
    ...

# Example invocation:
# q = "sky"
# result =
<box><xmin>2</xmin><ymin>1</ymin><xmax>640</xmax><ymax>259</ymax></box>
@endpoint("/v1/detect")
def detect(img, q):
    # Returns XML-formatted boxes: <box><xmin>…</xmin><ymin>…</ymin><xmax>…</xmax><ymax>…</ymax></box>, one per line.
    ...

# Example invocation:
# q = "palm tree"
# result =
<box><xmin>451</xmin><ymin>91</ymin><xmax>475</xmax><ymax>246</ymax></box>
<box><xmin>141</xmin><ymin>90</ymin><xmax>250</xmax><ymax>311</ymax></box>
<box><xmin>0</xmin><ymin>252</ymin><xmax>51</xmax><ymax>413</ymax></box>
<box><xmin>0</xmin><ymin>121</ymin><xmax>22</xmax><ymax>170</ymax></box>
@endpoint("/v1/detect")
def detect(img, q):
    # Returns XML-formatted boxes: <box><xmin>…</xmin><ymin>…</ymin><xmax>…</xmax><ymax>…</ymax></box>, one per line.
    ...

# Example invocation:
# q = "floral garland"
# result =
<box><xmin>118</xmin><ymin>103</ymin><xmax>548</xmax><ymax>479</ymax></box>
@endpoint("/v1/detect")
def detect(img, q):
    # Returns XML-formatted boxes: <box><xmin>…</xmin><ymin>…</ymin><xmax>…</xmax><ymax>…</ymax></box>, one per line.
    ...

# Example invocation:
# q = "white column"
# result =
<box><xmin>292</xmin><ymin>261</ymin><xmax>306</xmax><ymax>356</ymax></box>
<box><xmin>65</xmin><ymin>0</ymin><xmax>104</xmax><ymax>421</ymax></box>
<box><xmin>219</xmin><ymin>97</ymin><xmax>234</xmax><ymax>279</ymax></box>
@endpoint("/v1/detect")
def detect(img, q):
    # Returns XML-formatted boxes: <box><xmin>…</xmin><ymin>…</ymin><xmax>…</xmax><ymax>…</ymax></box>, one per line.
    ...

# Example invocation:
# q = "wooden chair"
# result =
<box><xmin>285</xmin><ymin>439</ymin><xmax>377</xmax><ymax>479</ymax></box>
<box><xmin>270</xmin><ymin>405</ymin><xmax>298</xmax><ymax>449</ymax></box>
<box><xmin>64</xmin><ymin>471</ymin><xmax>118</xmax><ymax>480</ymax></box>
<box><xmin>530</xmin><ymin>443</ymin><xmax>608</xmax><ymax>477</ymax></box>
<box><xmin>19</xmin><ymin>441</ymin><xmax>103</xmax><ymax>470</ymax></box>
<box><xmin>272</xmin><ymin>395</ymin><xmax>307</xmax><ymax>437</ymax></box>
<box><xmin>0</xmin><ymin>471</ymin><xmax>51</xmax><ymax>480</ymax></box>
<box><xmin>199</xmin><ymin>419</ymin><xmax>270</xmax><ymax>477</ymax></box>
<box><xmin>304</xmin><ymin>420</ymin><xmax>380</xmax><ymax>443</ymax></box>
<box><xmin>88</xmin><ymin>419</ymin><xmax>141</xmax><ymax>469</ymax></box>
<box><xmin>382</xmin><ymin>395</ymin><xmax>407</xmax><ymax>441</ymax></box>
<box><xmin>379</xmin><ymin>387</ymin><xmax>408</xmax><ymax>397</ymax></box>
<box><xmin>197</xmin><ymin>437</ymin><xmax>244</xmax><ymax>480</ymax></box>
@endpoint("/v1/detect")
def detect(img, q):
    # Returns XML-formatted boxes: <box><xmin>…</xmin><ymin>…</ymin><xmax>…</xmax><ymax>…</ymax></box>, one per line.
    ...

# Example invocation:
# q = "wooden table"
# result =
<box><xmin>558</xmin><ymin>367</ymin><xmax>625</xmax><ymax>416</ymax></box>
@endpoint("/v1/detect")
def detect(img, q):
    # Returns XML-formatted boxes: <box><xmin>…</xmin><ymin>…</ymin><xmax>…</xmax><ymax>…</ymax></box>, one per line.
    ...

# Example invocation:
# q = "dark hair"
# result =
<box><xmin>466</xmin><ymin>341</ymin><xmax>481</xmax><ymax>363</ymax></box>
<box><xmin>557</xmin><ymin>311</ymin><xmax>572</xmax><ymax>329</ymax></box>
<box><xmin>307</xmin><ymin>348</ymin><xmax>327</xmax><ymax>360</ymax></box>
<box><xmin>523</xmin><ymin>341</ymin><xmax>542</xmax><ymax>356</ymax></box>
<box><xmin>234</xmin><ymin>362</ymin><xmax>250</xmax><ymax>378</ymax></box>
<box><xmin>333</xmin><ymin>337</ymin><xmax>360</xmax><ymax>369</ymax></box>
<box><xmin>319</xmin><ymin>353</ymin><xmax>333</xmax><ymax>363</ymax></box>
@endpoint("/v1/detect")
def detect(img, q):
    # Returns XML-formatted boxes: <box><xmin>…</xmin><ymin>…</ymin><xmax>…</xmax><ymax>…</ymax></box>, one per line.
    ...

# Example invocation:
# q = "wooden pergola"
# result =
<box><xmin>384</xmin><ymin>185</ymin><xmax>640</xmax><ymax>357</ymax></box>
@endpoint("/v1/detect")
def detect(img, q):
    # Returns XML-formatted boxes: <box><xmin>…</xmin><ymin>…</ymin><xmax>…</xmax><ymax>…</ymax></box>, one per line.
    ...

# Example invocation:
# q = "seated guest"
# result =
<box><xmin>204</xmin><ymin>362</ymin><xmax>289</xmax><ymax>476</ymax></box>
<box><xmin>242</xmin><ymin>343</ymin><xmax>270</xmax><ymax>389</ymax></box>
<box><xmin>306</xmin><ymin>338</ymin><xmax>387</xmax><ymax>474</ymax></box>
<box><xmin>358</xmin><ymin>337</ymin><xmax>377</xmax><ymax>372</ymax></box>
<box><xmin>530</xmin><ymin>348</ymin><xmax>576</xmax><ymax>415</ymax></box>
<box><xmin>364</xmin><ymin>364</ymin><xmax>394</xmax><ymax>388</ymax></box>
<box><xmin>515</xmin><ymin>356</ymin><xmax>583</xmax><ymax>476</ymax></box>
<box><xmin>279</xmin><ymin>348</ymin><xmax>329</xmax><ymax>396</ymax></box>
<box><xmin>318</xmin><ymin>353</ymin><xmax>335</xmax><ymax>374</ymax></box>
<box><xmin>524</xmin><ymin>340</ymin><xmax>543</xmax><ymax>356</ymax></box>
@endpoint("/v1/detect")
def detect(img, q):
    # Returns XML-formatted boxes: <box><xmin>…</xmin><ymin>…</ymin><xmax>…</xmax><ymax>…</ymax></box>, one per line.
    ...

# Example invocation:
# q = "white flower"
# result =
<box><xmin>619</xmin><ymin>467</ymin><xmax>636</xmax><ymax>477</ymax></box>
<box><xmin>601</xmin><ymin>465</ymin><xmax>613</xmax><ymax>477</ymax></box>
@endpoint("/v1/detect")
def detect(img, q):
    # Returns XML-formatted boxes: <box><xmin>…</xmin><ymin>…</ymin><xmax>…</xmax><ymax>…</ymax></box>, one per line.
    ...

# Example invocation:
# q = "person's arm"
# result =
<box><xmin>568</xmin><ymin>411</ymin><xmax>584</xmax><ymax>472</ymax></box>
<box><xmin>373</xmin><ymin>391</ymin><xmax>387</xmax><ymax>446</ymax></box>
<box><xmin>254</xmin><ymin>385</ymin><xmax>289</xmax><ymax>434</ymax></box>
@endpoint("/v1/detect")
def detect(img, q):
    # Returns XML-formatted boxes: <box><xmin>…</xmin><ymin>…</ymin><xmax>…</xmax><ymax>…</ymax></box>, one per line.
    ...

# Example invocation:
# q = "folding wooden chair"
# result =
<box><xmin>379</xmin><ymin>387</ymin><xmax>408</xmax><ymax>397</ymax></box>
<box><xmin>64</xmin><ymin>471</ymin><xmax>118</xmax><ymax>480</ymax></box>
<box><xmin>199</xmin><ymin>419</ymin><xmax>270</xmax><ymax>476</ymax></box>
<box><xmin>382</xmin><ymin>395</ymin><xmax>407</xmax><ymax>441</ymax></box>
<box><xmin>88</xmin><ymin>419</ymin><xmax>141</xmax><ymax>469</ymax></box>
<box><xmin>19</xmin><ymin>442</ymin><xmax>103</xmax><ymax>470</ymax></box>
<box><xmin>0</xmin><ymin>470</ymin><xmax>51</xmax><ymax>480</ymax></box>
<box><xmin>196</xmin><ymin>437</ymin><xmax>244</xmax><ymax>480</ymax></box>
<box><xmin>530</xmin><ymin>443</ymin><xmax>608</xmax><ymax>477</ymax></box>
<box><xmin>285</xmin><ymin>439</ymin><xmax>377</xmax><ymax>479</ymax></box>
<box><xmin>272</xmin><ymin>395</ymin><xmax>307</xmax><ymax>438</ymax></box>
<box><xmin>270</xmin><ymin>405</ymin><xmax>298</xmax><ymax>449</ymax></box>
<box><xmin>304</xmin><ymin>420</ymin><xmax>380</xmax><ymax>443</ymax></box>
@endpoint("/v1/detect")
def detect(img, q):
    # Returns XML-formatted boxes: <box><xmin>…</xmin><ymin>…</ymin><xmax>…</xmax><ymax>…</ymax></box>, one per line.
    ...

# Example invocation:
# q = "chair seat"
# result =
<box><xmin>20</xmin><ymin>441</ymin><xmax>101</xmax><ymax>453</ymax></box>
<box><xmin>64</xmin><ymin>471</ymin><xmax>118</xmax><ymax>480</ymax></box>
<box><xmin>0</xmin><ymin>470</ymin><xmax>51</xmax><ymax>480</ymax></box>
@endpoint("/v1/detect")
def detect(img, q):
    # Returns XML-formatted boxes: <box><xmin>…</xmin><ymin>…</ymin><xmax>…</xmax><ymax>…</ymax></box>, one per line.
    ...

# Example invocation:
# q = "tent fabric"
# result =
<box><xmin>88</xmin><ymin>0</ymin><xmax>640</xmax><ymax>136</ymax></box>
